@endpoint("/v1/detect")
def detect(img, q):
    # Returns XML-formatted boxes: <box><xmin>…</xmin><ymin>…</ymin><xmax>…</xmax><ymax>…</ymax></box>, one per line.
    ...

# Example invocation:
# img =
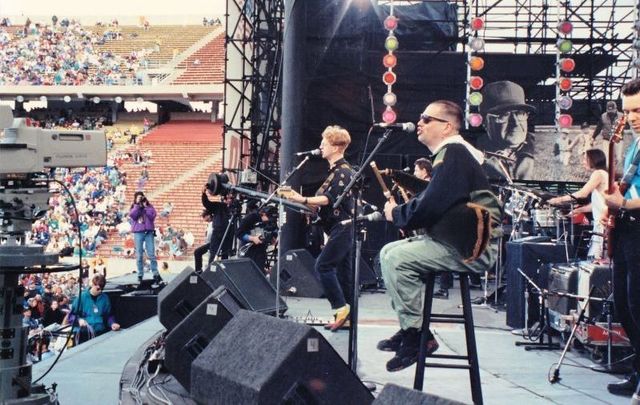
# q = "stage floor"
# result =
<box><xmin>33</xmin><ymin>274</ymin><xmax>626</xmax><ymax>404</ymax></box>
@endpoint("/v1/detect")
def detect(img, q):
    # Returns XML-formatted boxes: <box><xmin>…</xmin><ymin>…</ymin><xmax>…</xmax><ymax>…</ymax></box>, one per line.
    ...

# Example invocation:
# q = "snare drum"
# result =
<box><xmin>532</xmin><ymin>208</ymin><xmax>557</xmax><ymax>228</ymax></box>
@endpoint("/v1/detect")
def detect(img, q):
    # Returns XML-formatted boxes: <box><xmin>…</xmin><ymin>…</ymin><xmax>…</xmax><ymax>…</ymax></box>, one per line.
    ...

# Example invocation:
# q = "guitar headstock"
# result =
<box><xmin>611</xmin><ymin>115</ymin><xmax>627</xmax><ymax>144</ymax></box>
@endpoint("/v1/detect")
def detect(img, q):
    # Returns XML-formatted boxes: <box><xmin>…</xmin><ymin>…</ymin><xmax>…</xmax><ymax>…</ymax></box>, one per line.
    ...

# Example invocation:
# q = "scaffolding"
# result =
<box><xmin>223</xmin><ymin>0</ymin><xmax>284</xmax><ymax>189</ymax></box>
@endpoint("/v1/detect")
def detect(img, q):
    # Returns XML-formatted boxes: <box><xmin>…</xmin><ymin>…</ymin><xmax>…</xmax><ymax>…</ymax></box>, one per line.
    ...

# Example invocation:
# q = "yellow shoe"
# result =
<box><xmin>329</xmin><ymin>304</ymin><xmax>350</xmax><ymax>332</ymax></box>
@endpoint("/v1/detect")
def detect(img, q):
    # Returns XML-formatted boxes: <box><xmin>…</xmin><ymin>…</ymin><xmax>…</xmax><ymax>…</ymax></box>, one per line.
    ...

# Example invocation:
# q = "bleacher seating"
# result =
<box><xmin>171</xmin><ymin>34</ymin><xmax>225</xmax><ymax>85</ymax></box>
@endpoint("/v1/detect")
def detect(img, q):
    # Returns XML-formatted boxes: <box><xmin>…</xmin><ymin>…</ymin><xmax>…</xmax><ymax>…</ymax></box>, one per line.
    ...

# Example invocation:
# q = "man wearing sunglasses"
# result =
<box><xmin>378</xmin><ymin>100</ymin><xmax>502</xmax><ymax>372</ymax></box>
<box><xmin>478</xmin><ymin>81</ymin><xmax>536</xmax><ymax>180</ymax></box>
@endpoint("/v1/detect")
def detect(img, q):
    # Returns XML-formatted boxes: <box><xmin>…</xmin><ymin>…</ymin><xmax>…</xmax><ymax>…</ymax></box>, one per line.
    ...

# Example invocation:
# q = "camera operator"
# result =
<box><xmin>129</xmin><ymin>191</ymin><xmax>162</xmax><ymax>284</ymax></box>
<box><xmin>236</xmin><ymin>202</ymin><xmax>277</xmax><ymax>274</ymax></box>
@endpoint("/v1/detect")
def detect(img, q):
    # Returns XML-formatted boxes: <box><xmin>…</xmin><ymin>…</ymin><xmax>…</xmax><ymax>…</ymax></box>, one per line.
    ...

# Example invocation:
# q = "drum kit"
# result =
<box><xmin>501</xmin><ymin>184</ymin><xmax>572</xmax><ymax>240</ymax></box>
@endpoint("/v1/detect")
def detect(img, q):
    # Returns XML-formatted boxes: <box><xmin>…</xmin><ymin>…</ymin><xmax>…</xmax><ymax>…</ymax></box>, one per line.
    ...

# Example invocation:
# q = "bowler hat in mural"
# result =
<box><xmin>479</xmin><ymin>80</ymin><xmax>536</xmax><ymax>117</ymax></box>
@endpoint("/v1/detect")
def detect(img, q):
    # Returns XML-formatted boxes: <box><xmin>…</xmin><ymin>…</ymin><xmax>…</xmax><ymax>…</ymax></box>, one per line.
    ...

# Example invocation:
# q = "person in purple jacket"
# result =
<box><xmin>129</xmin><ymin>191</ymin><xmax>162</xmax><ymax>284</ymax></box>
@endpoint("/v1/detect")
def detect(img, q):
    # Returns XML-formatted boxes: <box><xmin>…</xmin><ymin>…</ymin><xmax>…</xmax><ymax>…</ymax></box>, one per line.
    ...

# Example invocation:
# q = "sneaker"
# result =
<box><xmin>327</xmin><ymin>304</ymin><xmax>350</xmax><ymax>332</ymax></box>
<box><xmin>433</xmin><ymin>288</ymin><xmax>449</xmax><ymax>299</ymax></box>
<box><xmin>386</xmin><ymin>328</ymin><xmax>420</xmax><ymax>372</ymax></box>
<box><xmin>377</xmin><ymin>329</ymin><xmax>404</xmax><ymax>351</ymax></box>
<box><xmin>137</xmin><ymin>276</ymin><xmax>143</xmax><ymax>284</ymax></box>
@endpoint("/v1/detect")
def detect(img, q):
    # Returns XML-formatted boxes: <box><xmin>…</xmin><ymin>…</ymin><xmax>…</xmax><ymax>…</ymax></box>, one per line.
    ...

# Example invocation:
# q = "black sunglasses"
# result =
<box><xmin>420</xmin><ymin>114</ymin><xmax>449</xmax><ymax>124</ymax></box>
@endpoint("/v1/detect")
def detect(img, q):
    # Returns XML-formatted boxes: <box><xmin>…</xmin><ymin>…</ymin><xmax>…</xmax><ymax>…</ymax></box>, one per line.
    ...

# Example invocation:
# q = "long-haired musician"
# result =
<box><xmin>285</xmin><ymin>125</ymin><xmax>354</xmax><ymax>331</ymax></box>
<box><xmin>378</xmin><ymin>100</ymin><xmax>503</xmax><ymax>372</ymax></box>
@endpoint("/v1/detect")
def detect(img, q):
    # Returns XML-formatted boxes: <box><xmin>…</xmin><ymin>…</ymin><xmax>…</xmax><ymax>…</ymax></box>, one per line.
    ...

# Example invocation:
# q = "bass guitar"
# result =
<box><xmin>605</xmin><ymin>115</ymin><xmax>628</xmax><ymax>258</ymax></box>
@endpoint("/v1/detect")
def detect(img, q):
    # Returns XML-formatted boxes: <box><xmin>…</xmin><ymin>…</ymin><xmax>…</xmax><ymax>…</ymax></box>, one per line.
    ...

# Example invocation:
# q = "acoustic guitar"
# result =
<box><xmin>605</xmin><ymin>115</ymin><xmax>628</xmax><ymax>258</ymax></box>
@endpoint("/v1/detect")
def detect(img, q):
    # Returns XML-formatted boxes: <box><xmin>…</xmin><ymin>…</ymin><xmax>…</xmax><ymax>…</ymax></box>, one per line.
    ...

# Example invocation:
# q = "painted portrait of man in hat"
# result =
<box><xmin>478</xmin><ymin>80</ymin><xmax>536</xmax><ymax>180</ymax></box>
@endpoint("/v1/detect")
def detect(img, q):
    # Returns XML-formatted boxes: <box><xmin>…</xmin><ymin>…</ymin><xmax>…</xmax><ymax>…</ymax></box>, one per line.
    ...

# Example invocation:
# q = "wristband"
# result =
<box><xmin>304</xmin><ymin>197</ymin><xmax>308</xmax><ymax>204</ymax></box>
<box><xmin>622</xmin><ymin>198</ymin><xmax>627</xmax><ymax>210</ymax></box>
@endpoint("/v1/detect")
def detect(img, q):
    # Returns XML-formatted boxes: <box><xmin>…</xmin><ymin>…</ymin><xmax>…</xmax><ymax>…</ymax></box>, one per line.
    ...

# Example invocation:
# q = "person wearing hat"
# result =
<box><xmin>193</xmin><ymin>209</ymin><xmax>214</xmax><ymax>272</ymax></box>
<box><xmin>235</xmin><ymin>202</ymin><xmax>278</xmax><ymax>274</ymax></box>
<box><xmin>478</xmin><ymin>80</ymin><xmax>536</xmax><ymax>180</ymax></box>
<box><xmin>593</xmin><ymin>100</ymin><xmax>624</xmax><ymax>166</ymax></box>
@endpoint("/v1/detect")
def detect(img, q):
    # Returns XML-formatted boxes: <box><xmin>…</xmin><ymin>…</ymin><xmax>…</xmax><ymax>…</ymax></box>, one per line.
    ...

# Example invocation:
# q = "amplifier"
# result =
<box><xmin>575</xmin><ymin>322</ymin><xmax>629</xmax><ymax>347</ymax></box>
<box><xmin>577</xmin><ymin>261</ymin><xmax>612</xmax><ymax>319</ymax></box>
<box><xmin>547</xmin><ymin>263</ymin><xmax>579</xmax><ymax>316</ymax></box>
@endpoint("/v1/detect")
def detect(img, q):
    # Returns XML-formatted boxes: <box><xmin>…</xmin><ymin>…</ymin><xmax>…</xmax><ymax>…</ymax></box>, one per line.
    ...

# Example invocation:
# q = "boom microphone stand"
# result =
<box><xmin>334</xmin><ymin>128</ymin><xmax>394</xmax><ymax>372</ymax></box>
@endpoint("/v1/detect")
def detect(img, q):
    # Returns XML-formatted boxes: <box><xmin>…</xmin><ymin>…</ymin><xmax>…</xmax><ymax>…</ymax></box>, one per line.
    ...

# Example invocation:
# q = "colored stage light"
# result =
<box><xmin>16</xmin><ymin>95</ymin><xmax>24</xmax><ymax>102</ymax></box>
<box><xmin>557</xmin><ymin>21</ymin><xmax>573</xmax><ymax>35</ymax></box>
<box><xmin>558</xmin><ymin>77</ymin><xmax>572</xmax><ymax>91</ymax></box>
<box><xmin>558</xmin><ymin>95</ymin><xmax>573</xmax><ymax>110</ymax></box>
<box><xmin>385</xmin><ymin>36</ymin><xmax>399</xmax><ymax>52</ymax></box>
<box><xmin>558</xmin><ymin>114</ymin><xmax>573</xmax><ymax>128</ymax></box>
<box><xmin>469</xmin><ymin>92</ymin><xmax>483</xmax><ymax>106</ymax></box>
<box><xmin>470</xmin><ymin>17</ymin><xmax>484</xmax><ymax>31</ymax></box>
<box><xmin>382</xmin><ymin>107</ymin><xmax>397</xmax><ymax>124</ymax></box>
<box><xmin>383</xmin><ymin>53</ymin><xmax>397</xmax><ymax>68</ymax></box>
<box><xmin>559</xmin><ymin>58</ymin><xmax>575</xmax><ymax>73</ymax></box>
<box><xmin>383</xmin><ymin>71</ymin><xmax>397</xmax><ymax>85</ymax></box>
<box><xmin>469</xmin><ymin>56</ymin><xmax>485</xmax><ymax>71</ymax></box>
<box><xmin>64</xmin><ymin>95</ymin><xmax>71</xmax><ymax>103</ymax></box>
<box><xmin>557</xmin><ymin>39</ymin><xmax>573</xmax><ymax>53</ymax></box>
<box><xmin>384</xmin><ymin>16</ymin><xmax>398</xmax><ymax>31</ymax></box>
<box><xmin>383</xmin><ymin>92</ymin><xmax>397</xmax><ymax>107</ymax></box>
<box><xmin>469</xmin><ymin>76</ymin><xmax>484</xmax><ymax>90</ymax></box>
<box><xmin>469</xmin><ymin>37</ymin><xmax>485</xmax><ymax>51</ymax></box>
<box><xmin>468</xmin><ymin>113</ymin><xmax>483</xmax><ymax>127</ymax></box>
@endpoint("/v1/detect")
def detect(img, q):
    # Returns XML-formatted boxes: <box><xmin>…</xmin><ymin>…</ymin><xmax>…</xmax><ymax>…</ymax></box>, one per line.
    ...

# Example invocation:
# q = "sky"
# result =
<box><xmin>0</xmin><ymin>0</ymin><xmax>226</xmax><ymax>18</ymax></box>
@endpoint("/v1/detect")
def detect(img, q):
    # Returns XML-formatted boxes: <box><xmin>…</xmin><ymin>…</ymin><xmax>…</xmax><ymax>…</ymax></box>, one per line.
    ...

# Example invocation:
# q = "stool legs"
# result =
<box><xmin>413</xmin><ymin>272</ymin><xmax>484</xmax><ymax>405</ymax></box>
<box><xmin>460</xmin><ymin>274</ymin><xmax>483</xmax><ymax>405</ymax></box>
<box><xmin>413</xmin><ymin>272</ymin><xmax>436</xmax><ymax>390</ymax></box>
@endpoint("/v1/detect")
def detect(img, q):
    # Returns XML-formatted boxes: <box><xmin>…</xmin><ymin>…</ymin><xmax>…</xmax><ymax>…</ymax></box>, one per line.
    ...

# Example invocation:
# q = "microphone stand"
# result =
<box><xmin>271</xmin><ymin>156</ymin><xmax>312</xmax><ymax>317</ymax></box>
<box><xmin>333</xmin><ymin>128</ymin><xmax>393</xmax><ymax>372</ymax></box>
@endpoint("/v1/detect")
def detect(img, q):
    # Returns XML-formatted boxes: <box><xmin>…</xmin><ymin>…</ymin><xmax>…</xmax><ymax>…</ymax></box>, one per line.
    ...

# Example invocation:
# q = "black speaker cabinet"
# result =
<box><xmin>165</xmin><ymin>286</ymin><xmax>243</xmax><ymax>391</ymax></box>
<box><xmin>115</xmin><ymin>291</ymin><xmax>158</xmax><ymax>329</ymax></box>
<box><xmin>205</xmin><ymin>259</ymin><xmax>287</xmax><ymax>316</ymax></box>
<box><xmin>271</xmin><ymin>249</ymin><xmax>324</xmax><ymax>298</ymax></box>
<box><xmin>191</xmin><ymin>310</ymin><xmax>374</xmax><ymax>405</ymax></box>
<box><xmin>373</xmin><ymin>383</ymin><xmax>465</xmax><ymax>405</ymax></box>
<box><xmin>578</xmin><ymin>260</ymin><xmax>612</xmax><ymax>319</ymax></box>
<box><xmin>158</xmin><ymin>266</ymin><xmax>216</xmax><ymax>331</ymax></box>
<box><xmin>505</xmin><ymin>240</ymin><xmax>568</xmax><ymax>329</ymax></box>
<box><xmin>547</xmin><ymin>263</ymin><xmax>579</xmax><ymax>315</ymax></box>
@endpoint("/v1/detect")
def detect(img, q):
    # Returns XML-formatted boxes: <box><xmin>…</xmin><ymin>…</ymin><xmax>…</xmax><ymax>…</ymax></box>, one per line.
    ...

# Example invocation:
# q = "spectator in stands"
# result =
<box><xmin>160</xmin><ymin>202</ymin><xmax>173</xmax><ymax>218</ymax></box>
<box><xmin>42</xmin><ymin>299</ymin><xmax>65</xmax><ymax>327</ymax></box>
<box><xmin>68</xmin><ymin>274</ymin><xmax>120</xmax><ymax>344</ymax></box>
<box><xmin>129</xmin><ymin>191</ymin><xmax>162</xmax><ymax>284</ymax></box>
<box><xmin>22</xmin><ymin>308</ymin><xmax>40</xmax><ymax>331</ymax></box>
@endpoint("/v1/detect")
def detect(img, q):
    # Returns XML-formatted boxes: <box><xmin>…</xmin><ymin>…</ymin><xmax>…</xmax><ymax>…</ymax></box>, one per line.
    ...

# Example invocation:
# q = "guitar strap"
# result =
<box><xmin>621</xmin><ymin>137</ymin><xmax>640</xmax><ymax>187</ymax></box>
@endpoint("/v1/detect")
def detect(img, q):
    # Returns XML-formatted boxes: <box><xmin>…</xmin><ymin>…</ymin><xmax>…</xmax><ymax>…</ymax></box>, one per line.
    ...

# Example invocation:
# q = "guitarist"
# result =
<box><xmin>602</xmin><ymin>79</ymin><xmax>640</xmax><ymax>398</ymax></box>
<box><xmin>377</xmin><ymin>100</ymin><xmax>503</xmax><ymax>372</ymax></box>
<box><xmin>284</xmin><ymin>125</ymin><xmax>355</xmax><ymax>331</ymax></box>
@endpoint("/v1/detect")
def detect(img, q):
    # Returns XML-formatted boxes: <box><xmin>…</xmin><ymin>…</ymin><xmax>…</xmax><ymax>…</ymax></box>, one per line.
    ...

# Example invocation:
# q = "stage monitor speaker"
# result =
<box><xmin>158</xmin><ymin>266</ymin><xmax>216</xmax><ymax>331</ymax></box>
<box><xmin>271</xmin><ymin>249</ymin><xmax>324</xmax><ymax>298</ymax></box>
<box><xmin>115</xmin><ymin>291</ymin><xmax>158</xmax><ymax>329</ymax></box>
<box><xmin>191</xmin><ymin>310</ymin><xmax>374</xmax><ymax>405</ymax></box>
<box><xmin>372</xmin><ymin>383</ymin><xmax>465</xmax><ymax>405</ymax></box>
<box><xmin>165</xmin><ymin>286</ymin><xmax>243</xmax><ymax>391</ymax></box>
<box><xmin>359</xmin><ymin>256</ymin><xmax>378</xmax><ymax>288</ymax></box>
<box><xmin>204</xmin><ymin>258</ymin><xmax>287</xmax><ymax>316</ymax></box>
<box><xmin>505</xmin><ymin>240</ymin><xmax>568</xmax><ymax>329</ymax></box>
<box><xmin>578</xmin><ymin>260</ymin><xmax>612</xmax><ymax>319</ymax></box>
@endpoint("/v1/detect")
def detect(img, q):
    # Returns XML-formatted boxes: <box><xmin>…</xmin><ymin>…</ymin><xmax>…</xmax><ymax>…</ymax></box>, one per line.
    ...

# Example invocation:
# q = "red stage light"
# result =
<box><xmin>469</xmin><ymin>56</ymin><xmax>485</xmax><ymax>71</ymax></box>
<box><xmin>469</xmin><ymin>76</ymin><xmax>484</xmax><ymax>90</ymax></box>
<box><xmin>470</xmin><ymin>17</ymin><xmax>484</xmax><ymax>31</ymax></box>
<box><xmin>558</xmin><ymin>114</ymin><xmax>573</xmax><ymax>128</ymax></box>
<box><xmin>557</xmin><ymin>21</ymin><xmax>573</xmax><ymax>35</ymax></box>
<box><xmin>382</xmin><ymin>107</ymin><xmax>397</xmax><ymax>124</ymax></box>
<box><xmin>558</xmin><ymin>77</ymin><xmax>572</xmax><ymax>91</ymax></box>
<box><xmin>559</xmin><ymin>58</ymin><xmax>575</xmax><ymax>73</ymax></box>
<box><xmin>383</xmin><ymin>53</ymin><xmax>397</xmax><ymax>68</ymax></box>
<box><xmin>384</xmin><ymin>16</ymin><xmax>398</xmax><ymax>31</ymax></box>
<box><xmin>383</xmin><ymin>71</ymin><xmax>397</xmax><ymax>85</ymax></box>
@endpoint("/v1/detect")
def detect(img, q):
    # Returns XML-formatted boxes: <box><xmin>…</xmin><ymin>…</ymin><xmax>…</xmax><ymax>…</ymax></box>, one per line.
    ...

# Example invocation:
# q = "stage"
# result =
<box><xmin>33</xmin><ymin>280</ymin><xmax>625</xmax><ymax>404</ymax></box>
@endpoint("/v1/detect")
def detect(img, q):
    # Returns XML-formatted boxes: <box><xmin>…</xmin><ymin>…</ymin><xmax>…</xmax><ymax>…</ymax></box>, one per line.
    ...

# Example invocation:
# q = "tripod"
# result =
<box><xmin>515</xmin><ymin>268</ymin><xmax>560</xmax><ymax>351</ymax></box>
<box><xmin>590</xmin><ymin>297</ymin><xmax>632</xmax><ymax>374</ymax></box>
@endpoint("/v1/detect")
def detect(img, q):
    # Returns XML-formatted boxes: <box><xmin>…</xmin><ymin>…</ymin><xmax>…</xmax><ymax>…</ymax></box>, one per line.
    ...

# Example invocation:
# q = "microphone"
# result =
<box><xmin>340</xmin><ymin>211</ymin><xmax>384</xmax><ymax>225</ymax></box>
<box><xmin>295</xmin><ymin>148</ymin><xmax>321</xmax><ymax>156</ymax></box>
<box><xmin>373</xmin><ymin>122</ymin><xmax>416</xmax><ymax>132</ymax></box>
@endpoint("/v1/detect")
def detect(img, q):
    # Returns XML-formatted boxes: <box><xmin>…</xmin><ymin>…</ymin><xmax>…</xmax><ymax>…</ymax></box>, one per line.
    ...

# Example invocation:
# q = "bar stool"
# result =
<box><xmin>413</xmin><ymin>271</ymin><xmax>483</xmax><ymax>405</ymax></box>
